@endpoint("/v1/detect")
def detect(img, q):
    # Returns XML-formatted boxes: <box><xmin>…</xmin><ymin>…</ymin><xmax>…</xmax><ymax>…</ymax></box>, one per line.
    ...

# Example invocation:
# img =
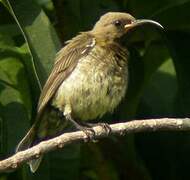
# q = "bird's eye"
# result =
<box><xmin>114</xmin><ymin>20</ymin><xmax>122</xmax><ymax>27</ymax></box>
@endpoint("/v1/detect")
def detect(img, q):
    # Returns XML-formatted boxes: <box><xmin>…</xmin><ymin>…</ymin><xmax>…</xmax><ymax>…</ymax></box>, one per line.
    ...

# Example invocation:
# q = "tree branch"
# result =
<box><xmin>1</xmin><ymin>118</ymin><xmax>190</xmax><ymax>173</ymax></box>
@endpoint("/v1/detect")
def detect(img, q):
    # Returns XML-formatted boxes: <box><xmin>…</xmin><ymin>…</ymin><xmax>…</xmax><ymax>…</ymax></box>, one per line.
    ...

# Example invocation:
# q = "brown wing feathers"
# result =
<box><xmin>37</xmin><ymin>32</ymin><xmax>94</xmax><ymax>116</ymax></box>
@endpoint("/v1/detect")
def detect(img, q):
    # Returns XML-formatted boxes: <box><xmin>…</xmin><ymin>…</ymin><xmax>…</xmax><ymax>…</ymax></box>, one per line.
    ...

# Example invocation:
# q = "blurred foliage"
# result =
<box><xmin>0</xmin><ymin>0</ymin><xmax>190</xmax><ymax>180</ymax></box>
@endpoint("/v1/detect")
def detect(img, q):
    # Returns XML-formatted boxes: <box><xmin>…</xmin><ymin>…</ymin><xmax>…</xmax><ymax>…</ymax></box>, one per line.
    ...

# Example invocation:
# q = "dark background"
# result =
<box><xmin>0</xmin><ymin>0</ymin><xmax>190</xmax><ymax>179</ymax></box>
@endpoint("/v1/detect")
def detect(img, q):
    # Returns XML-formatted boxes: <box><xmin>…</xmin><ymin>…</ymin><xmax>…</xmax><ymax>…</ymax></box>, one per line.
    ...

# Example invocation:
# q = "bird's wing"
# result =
<box><xmin>37</xmin><ymin>32</ymin><xmax>95</xmax><ymax>115</ymax></box>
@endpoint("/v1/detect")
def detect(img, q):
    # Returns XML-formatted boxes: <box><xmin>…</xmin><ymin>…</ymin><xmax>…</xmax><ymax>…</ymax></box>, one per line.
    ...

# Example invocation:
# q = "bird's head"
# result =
<box><xmin>91</xmin><ymin>12</ymin><xmax>163</xmax><ymax>43</ymax></box>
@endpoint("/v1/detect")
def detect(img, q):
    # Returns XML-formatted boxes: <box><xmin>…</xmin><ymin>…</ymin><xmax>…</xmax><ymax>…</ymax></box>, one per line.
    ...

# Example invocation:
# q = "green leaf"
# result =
<box><xmin>0</xmin><ymin>27</ymin><xmax>32</xmax><ymax>163</ymax></box>
<box><xmin>4</xmin><ymin>0</ymin><xmax>61</xmax><ymax>102</ymax></box>
<box><xmin>138</xmin><ymin>58</ymin><xmax>177</xmax><ymax>117</ymax></box>
<box><xmin>0</xmin><ymin>24</ymin><xmax>21</xmax><ymax>37</ymax></box>
<box><xmin>1</xmin><ymin>0</ymin><xmax>61</xmax><ymax>178</ymax></box>
<box><xmin>0</xmin><ymin>50</ymin><xmax>32</xmax><ymax>156</ymax></box>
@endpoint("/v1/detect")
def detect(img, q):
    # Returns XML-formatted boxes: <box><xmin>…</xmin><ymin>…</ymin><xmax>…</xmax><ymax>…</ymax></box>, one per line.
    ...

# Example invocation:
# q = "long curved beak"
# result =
<box><xmin>125</xmin><ymin>19</ymin><xmax>164</xmax><ymax>31</ymax></box>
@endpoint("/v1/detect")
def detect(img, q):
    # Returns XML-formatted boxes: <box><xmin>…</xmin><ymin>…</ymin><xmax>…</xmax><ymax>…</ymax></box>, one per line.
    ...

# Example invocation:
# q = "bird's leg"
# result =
<box><xmin>65</xmin><ymin>113</ymin><xmax>96</xmax><ymax>141</ymax></box>
<box><xmin>81</xmin><ymin>122</ymin><xmax>111</xmax><ymax>135</ymax></box>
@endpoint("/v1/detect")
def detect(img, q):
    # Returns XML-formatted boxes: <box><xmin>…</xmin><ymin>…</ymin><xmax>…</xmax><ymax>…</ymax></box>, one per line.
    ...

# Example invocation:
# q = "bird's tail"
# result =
<box><xmin>16</xmin><ymin>107</ymin><xmax>67</xmax><ymax>172</ymax></box>
<box><xmin>16</xmin><ymin>117</ymin><xmax>43</xmax><ymax>173</ymax></box>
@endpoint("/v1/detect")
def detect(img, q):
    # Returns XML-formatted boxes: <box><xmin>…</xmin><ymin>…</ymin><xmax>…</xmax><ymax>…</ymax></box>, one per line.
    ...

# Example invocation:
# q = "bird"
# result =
<box><xmin>16</xmin><ymin>12</ymin><xmax>163</xmax><ymax>173</ymax></box>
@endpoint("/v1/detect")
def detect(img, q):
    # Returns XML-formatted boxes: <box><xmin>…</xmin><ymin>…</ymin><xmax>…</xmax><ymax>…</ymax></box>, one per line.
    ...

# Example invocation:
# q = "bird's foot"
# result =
<box><xmin>75</xmin><ymin>124</ymin><xmax>96</xmax><ymax>142</ymax></box>
<box><xmin>83</xmin><ymin>122</ymin><xmax>111</xmax><ymax>136</ymax></box>
<box><xmin>65</xmin><ymin>114</ymin><xmax>96</xmax><ymax>142</ymax></box>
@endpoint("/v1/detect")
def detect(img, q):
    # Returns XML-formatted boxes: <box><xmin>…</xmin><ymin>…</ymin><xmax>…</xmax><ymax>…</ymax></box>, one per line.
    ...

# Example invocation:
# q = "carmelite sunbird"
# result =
<box><xmin>16</xmin><ymin>12</ymin><xmax>163</xmax><ymax>173</ymax></box>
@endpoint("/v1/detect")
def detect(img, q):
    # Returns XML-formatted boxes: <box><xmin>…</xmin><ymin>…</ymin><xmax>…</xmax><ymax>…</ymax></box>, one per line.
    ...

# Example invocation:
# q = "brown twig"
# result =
<box><xmin>0</xmin><ymin>118</ymin><xmax>190</xmax><ymax>173</ymax></box>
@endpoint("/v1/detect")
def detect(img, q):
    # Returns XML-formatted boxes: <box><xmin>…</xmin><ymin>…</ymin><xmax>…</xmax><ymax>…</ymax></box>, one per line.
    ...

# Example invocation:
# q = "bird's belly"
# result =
<box><xmin>52</xmin><ymin>56</ymin><xmax>128</xmax><ymax>121</ymax></box>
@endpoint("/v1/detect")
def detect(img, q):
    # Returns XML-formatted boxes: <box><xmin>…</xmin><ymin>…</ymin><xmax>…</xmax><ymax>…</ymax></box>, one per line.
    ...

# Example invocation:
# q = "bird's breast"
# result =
<box><xmin>52</xmin><ymin>45</ymin><xmax>128</xmax><ymax>121</ymax></box>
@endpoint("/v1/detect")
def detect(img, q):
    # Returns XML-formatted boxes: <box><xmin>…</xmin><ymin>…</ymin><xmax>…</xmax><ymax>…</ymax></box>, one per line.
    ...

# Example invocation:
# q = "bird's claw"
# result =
<box><xmin>81</xmin><ymin>127</ymin><xmax>96</xmax><ymax>142</ymax></box>
<box><xmin>84</xmin><ymin>122</ymin><xmax>111</xmax><ymax>136</ymax></box>
<box><xmin>98</xmin><ymin>123</ymin><xmax>112</xmax><ymax>135</ymax></box>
